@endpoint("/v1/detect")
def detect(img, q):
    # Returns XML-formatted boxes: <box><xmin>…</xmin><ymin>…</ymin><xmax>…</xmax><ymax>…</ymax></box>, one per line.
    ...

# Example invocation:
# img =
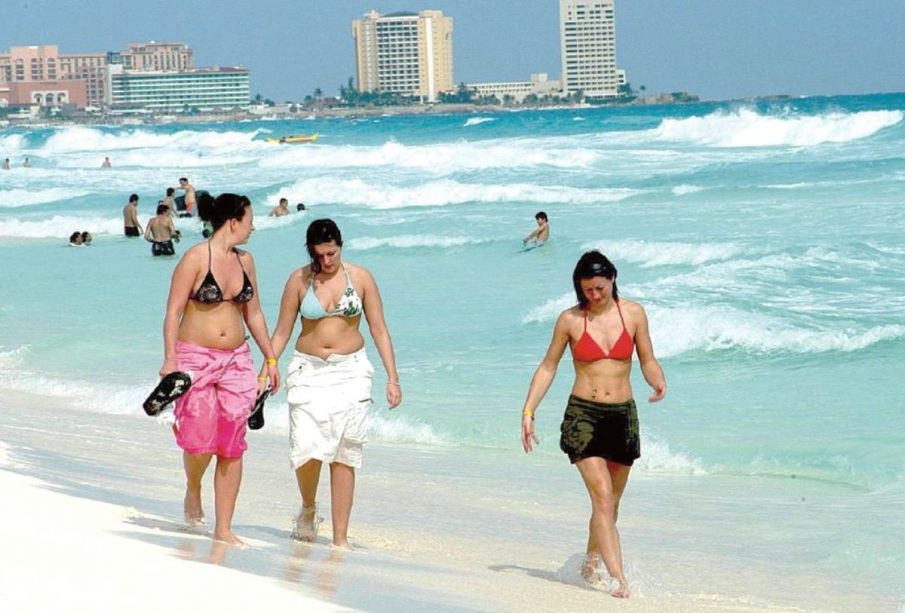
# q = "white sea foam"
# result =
<box><xmin>277</xmin><ymin>177</ymin><xmax>640</xmax><ymax>209</ymax></box>
<box><xmin>347</xmin><ymin>235</ymin><xmax>490</xmax><ymax>251</ymax></box>
<box><xmin>647</xmin><ymin>304</ymin><xmax>905</xmax><ymax>358</ymax></box>
<box><xmin>0</xmin><ymin>214</ymin><xmax>142</xmax><ymax>238</ymax></box>
<box><xmin>368</xmin><ymin>413</ymin><xmax>449</xmax><ymax>446</ymax></box>
<box><xmin>41</xmin><ymin>126</ymin><xmax>267</xmax><ymax>154</ymax></box>
<box><xmin>635</xmin><ymin>434</ymin><xmax>707</xmax><ymax>475</ymax></box>
<box><xmin>260</xmin><ymin>140</ymin><xmax>601</xmax><ymax>172</ymax></box>
<box><xmin>583</xmin><ymin>239</ymin><xmax>753</xmax><ymax>267</ymax></box>
<box><xmin>671</xmin><ymin>184</ymin><xmax>704</xmax><ymax>196</ymax></box>
<box><xmin>0</xmin><ymin>346</ymin><xmax>27</xmax><ymax>368</ymax></box>
<box><xmin>0</xmin><ymin>188</ymin><xmax>91</xmax><ymax>208</ymax></box>
<box><xmin>653</xmin><ymin>108</ymin><xmax>903</xmax><ymax>147</ymax></box>
<box><xmin>463</xmin><ymin>117</ymin><xmax>496</xmax><ymax>127</ymax></box>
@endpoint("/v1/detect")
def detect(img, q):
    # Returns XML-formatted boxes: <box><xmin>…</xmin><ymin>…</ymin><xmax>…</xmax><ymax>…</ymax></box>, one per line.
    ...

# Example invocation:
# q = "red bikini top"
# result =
<box><xmin>572</xmin><ymin>301</ymin><xmax>634</xmax><ymax>362</ymax></box>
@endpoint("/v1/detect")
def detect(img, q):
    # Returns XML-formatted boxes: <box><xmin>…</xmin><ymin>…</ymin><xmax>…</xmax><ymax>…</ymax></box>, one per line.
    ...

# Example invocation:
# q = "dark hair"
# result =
<box><xmin>166</xmin><ymin>187</ymin><xmax>175</xmax><ymax>196</ymax></box>
<box><xmin>573</xmin><ymin>250</ymin><xmax>618</xmax><ymax>308</ymax></box>
<box><xmin>296</xmin><ymin>203</ymin><xmax>306</xmax><ymax>211</ymax></box>
<box><xmin>535</xmin><ymin>211</ymin><xmax>548</xmax><ymax>221</ymax></box>
<box><xmin>69</xmin><ymin>231</ymin><xmax>81</xmax><ymax>243</ymax></box>
<box><xmin>156</xmin><ymin>204</ymin><xmax>169</xmax><ymax>215</ymax></box>
<box><xmin>279</xmin><ymin>197</ymin><xmax>288</xmax><ymax>205</ymax></box>
<box><xmin>306</xmin><ymin>219</ymin><xmax>343</xmax><ymax>273</ymax></box>
<box><xmin>179</xmin><ymin>177</ymin><xmax>188</xmax><ymax>183</ymax></box>
<box><xmin>129</xmin><ymin>193</ymin><xmax>139</xmax><ymax>203</ymax></box>
<box><xmin>197</xmin><ymin>192</ymin><xmax>251</xmax><ymax>233</ymax></box>
<box><xmin>80</xmin><ymin>231</ymin><xmax>91</xmax><ymax>242</ymax></box>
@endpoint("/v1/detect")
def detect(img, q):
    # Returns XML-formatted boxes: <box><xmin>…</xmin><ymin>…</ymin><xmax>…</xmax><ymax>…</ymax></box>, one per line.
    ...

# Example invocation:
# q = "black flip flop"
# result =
<box><xmin>143</xmin><ymin>371</ymin><xmax>192</xmax><ymax>416</ymax></box>
<box><xmin>248</xmin><ymin>388</ymin><xmax>270</xmax><ymax>430</ymax></box>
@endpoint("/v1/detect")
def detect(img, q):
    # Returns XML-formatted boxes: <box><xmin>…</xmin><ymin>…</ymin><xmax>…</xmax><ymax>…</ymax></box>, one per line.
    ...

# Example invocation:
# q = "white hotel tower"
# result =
<box><xmin>560</xmin><ymin>0</ymin><xmax>621</xmax><ymax>98</ymax></box>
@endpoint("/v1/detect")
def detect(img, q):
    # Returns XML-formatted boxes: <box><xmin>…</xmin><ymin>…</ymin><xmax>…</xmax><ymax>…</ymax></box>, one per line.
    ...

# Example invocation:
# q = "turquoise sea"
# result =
<box><xmin>2</xmin><ymin>94</ymin><xmax>904</xmax><ymax>606</ymax></box>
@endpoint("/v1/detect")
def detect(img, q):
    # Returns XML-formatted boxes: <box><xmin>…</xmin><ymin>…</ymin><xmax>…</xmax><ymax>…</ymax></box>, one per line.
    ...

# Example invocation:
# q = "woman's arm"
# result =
<box><xmin>521</xmin><ymin>311</ymin><xmax>571</xmax><ymax>452</ymax></box>
<box><xmin>239</xmin><ymin>253</ymin><xmax>280</xmax><ymax>391</ymax></box>
<box><xmin>268</xmin><ymin>269</ymin><xmax>302</xmax><ymax>361</ymax></box>
<box><xmin>359</xmin><ymin>267</ymin><xmax>401</xmax><ymax>409</ymax></box>
<box><xmin>631</xmin><ymin>303</ymin><xmax>666</xmax><ymax>403</ymax></box>
<box><xmin>160</xmin><ymin>249</ymin><xmax>197</xmax><ymax>376</ymax></box>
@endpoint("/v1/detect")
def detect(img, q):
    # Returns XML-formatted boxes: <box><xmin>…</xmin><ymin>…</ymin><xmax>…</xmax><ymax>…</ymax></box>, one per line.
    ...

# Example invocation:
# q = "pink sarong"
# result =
<box><xmin>173</xmin><ymin>340</ymin><xmax>257</xmax><ymax>458</ymax></box>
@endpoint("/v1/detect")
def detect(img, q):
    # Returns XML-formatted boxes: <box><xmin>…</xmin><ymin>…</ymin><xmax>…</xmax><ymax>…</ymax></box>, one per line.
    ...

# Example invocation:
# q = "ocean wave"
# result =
<box><xmin>0</xmin><ymin>187</ymin><xmax>92</xmax><ymax>208</ymax></box>
<box><xmin>463</xmin><ymin>117</ymin><xmax>496</xmax><ymax>127</ymax></box>
<box><xmin>647</xmin><ymin>305</ymin><xmax>905</xmax><ymax>358</ymax></box>
<box><xmin>522</xmin><ymin>295</ymin><xmax>905</xmax><ymax>356</ymax></box>
<box><xmin>276</xmin><ymin>177</ymin><xmax>640</xmax><ymax>209</ymax></box>
<box><xmin>347</xmin><ymin>235</ymin><xmax>491</xmax><ymax>251</ymax></box>
<box><xmin>671</xmin><ymin>184</ymin><xmax>705</xmax><ymax>196</ymax></box>
<box><xmin>368</xmin><ymin>413</ymin><xmax>449</xmax><ymax>446</ymax></box>
<box><xmin>653</xmin><ymin>108</ymin><xmax>903</xmax><ymax>147</ymax></box>
<box><xmin>583</xmin><ymin>239</ymin><xmax>754</xmax><ymax>268</ymax></box>
<box><xmin>0</xmin><ymin>346</ymin><xmax>28</xmax><ymax>368</ymax></box>
<box><xmin>0</xmin><ymin>214</ymin><xmax>133</xmax><ymax>238</ymax></box>
<box><xmin>41</xmin><ymin>126</ymin><xmax>267</xmax><ymax>154</ymax></box>
<box><xmin>260</xmin><ymin>140</ymin><xmax>601</xmax><ymax>172</ymax></box>
<box><xmin>635</xmin><ymin>435</ymin><xmax>707</xmax><ymax>475</ymax></box>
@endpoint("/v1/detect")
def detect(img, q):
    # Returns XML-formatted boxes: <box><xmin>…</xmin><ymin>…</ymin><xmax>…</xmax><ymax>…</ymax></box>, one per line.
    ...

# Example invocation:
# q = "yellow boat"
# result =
<box><xmin>266</xmin><ymin>132</ymin><xmax>319</xmax><ymax>144</ymax></box>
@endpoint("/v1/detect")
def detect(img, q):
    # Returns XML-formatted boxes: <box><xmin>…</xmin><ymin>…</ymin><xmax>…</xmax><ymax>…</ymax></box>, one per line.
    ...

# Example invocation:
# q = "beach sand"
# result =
<box><xmin>1</xmin><ymin>389</ymin><xmax>897</xmax><ymax>612</ymax></box>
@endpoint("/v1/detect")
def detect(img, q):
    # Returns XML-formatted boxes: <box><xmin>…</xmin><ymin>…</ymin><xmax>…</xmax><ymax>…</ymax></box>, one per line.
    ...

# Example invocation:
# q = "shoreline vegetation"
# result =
<box><xmin>0</xmin><ymin>88</ymin><xmax>710</xmax><ymax>128</ymax></box>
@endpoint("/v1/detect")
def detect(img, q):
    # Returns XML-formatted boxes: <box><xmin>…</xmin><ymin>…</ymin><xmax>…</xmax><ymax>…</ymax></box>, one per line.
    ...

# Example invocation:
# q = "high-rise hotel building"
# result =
<box><xmin>559</xmin><ymin>0</ymin><xmax>619</xmax><ymax>98</ymax></box>
<box><xmin>352</xmin><ymin>10</ymin><xmax>453</xmax><ymax>103</ymax></box>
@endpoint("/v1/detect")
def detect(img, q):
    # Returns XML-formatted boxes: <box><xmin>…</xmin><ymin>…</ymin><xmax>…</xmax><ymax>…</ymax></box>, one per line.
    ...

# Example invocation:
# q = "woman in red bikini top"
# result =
<box><xmin>518</xmin><ymin>250</ymin><xmax>666</xmax><ymax>599</ymax></box>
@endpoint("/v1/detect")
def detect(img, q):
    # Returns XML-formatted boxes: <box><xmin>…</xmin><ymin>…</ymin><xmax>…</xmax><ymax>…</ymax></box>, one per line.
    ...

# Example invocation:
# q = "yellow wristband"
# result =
<box><xmin>257</xmin><ymin>375</ymin><xmax>268</xmax><ymax>381</ymax></box>
<box><xmin>265</xmin><ymin>358</ymin><xmax>277</xmax><ymax>366</ymax></box>
<box><xmin>522</xmin><ymin>407</ymin><xmax>535</xmax><ymax>419</ymax></box>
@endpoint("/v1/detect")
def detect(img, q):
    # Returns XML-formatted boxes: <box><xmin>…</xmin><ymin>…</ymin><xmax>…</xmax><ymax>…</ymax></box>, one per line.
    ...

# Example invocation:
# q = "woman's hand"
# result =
<box><xmin>159</xmin><ymin>358</ymin><xmax>178</xmax><ymax>378</ymax></box>
<box><xmin>386</xmin><ymin>382</ymin><xmax>401</xmax><ymax>409</ymax></box>
<box><xmin>521</xmin><ymin>413</ymin><xmax>539</xmax><ymax>453</ymax></box>
<box><xmin>648</xmin><ymin>380</ymin><xmax>666</xmax><ymax>403</ymax></box>
<box><xmin>266</xmin><ymin>362</ymin><xmax>281</xmax><ymax>392</ymax></box>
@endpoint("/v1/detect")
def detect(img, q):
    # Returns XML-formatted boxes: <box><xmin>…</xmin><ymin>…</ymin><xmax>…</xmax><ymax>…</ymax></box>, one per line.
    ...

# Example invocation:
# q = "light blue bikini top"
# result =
<box><xmin>299</xmin><ymin>264</ymin><xmax>364</xmax><ymax>320</ymax></box>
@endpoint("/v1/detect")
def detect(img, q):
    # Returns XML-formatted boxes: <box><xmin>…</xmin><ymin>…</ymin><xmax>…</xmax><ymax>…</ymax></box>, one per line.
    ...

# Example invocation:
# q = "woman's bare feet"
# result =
<box><xmin>184</xmin><ymin>489</ymin><xmax>205</xmax><ymax>526</ymax></box>
<box><xmin>211</xmin><ymin>529</ymin><xmax>243</xmax><ymax>546</ymax></box>
<box><xmin>609</xmin><ymin>576</ymin><xmax>630</xmax><ymax>598</ymax></box>
<box><xmin>291</xmin><ymin>504</ymin><xmax>321</xmax><ymax>542</ymax></box>
<box><xmin>580</xmin><ymin>552</ymin><xmax>603</xmax><ymax>585</ymax></box>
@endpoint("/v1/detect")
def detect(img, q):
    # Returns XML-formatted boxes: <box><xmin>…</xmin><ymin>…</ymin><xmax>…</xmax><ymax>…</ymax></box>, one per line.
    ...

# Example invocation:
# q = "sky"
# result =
<box><xmin>2</xmin><ymin>0</ymin><xmax>904</xmax><ymax>102</ymax></box>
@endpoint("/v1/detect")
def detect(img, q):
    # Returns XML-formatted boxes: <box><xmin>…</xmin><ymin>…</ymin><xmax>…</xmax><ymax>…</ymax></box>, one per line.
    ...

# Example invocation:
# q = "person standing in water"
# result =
<box><xmin>177</xmin><ymin>177</ymin><xmax>197</xmax><ymax>217</ymax></box>
<box><xmin>267</xmin><ymin>218</ymin><xmax>401</xmax><ymax>547</ymax></box>
<box><xmin>122</xmin><ymin>194</ymin><xmax>142</xmax><ymax>237</ymax></box>
<box><xmin>159</xmin><ymin>192</ymin><xmax>280</xmax><ymax>545</ymax></box>
<box><xmin>145</xmin><ymin>203</ymin><xmax>180</xmax><ymax>256</ymax></box>
<box><xmin>523</xmin><ymin>211</ymin><xmax>550</xmax><ymax>247</ymax></box>
<box><xmin>520</xmin><ymin>250</ymin><xmax>666</xmax><ymax>598</ymax></box>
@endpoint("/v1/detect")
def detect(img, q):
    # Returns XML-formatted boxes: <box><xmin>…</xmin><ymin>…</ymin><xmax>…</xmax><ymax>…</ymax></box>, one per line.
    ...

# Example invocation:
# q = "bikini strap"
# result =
<box><xmin>615</xmin><ymin>299</ymin><xmax>627</xmax><ymax>330</ymax></box>
<box><xmin>234</xmin><ymin>248</ymin><xmax>247</xmax><ymax>272</ymax></box>
<box><xmin>582</xmin><ymin>308</ymin><xmax>588</xmax><ymax>332</ymax></box>
<box><xmin>206</xmin><ymin>240</ymin><xmax>212</xmax><ymax>269</ymax></box>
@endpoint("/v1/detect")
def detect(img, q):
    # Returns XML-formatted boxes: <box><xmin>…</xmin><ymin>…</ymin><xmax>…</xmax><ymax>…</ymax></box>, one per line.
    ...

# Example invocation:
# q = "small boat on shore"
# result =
<box><xmin>266</xmin><ymin>132</ymin><xmax>319</xmax><ymax>144</ymax></box>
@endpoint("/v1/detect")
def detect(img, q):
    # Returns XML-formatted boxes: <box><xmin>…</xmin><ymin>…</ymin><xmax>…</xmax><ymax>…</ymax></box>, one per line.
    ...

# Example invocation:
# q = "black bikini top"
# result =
<box><xmin>192</xmin><ymin>241</ymin><xmax>254</xmax><ymax>304</ymax></box>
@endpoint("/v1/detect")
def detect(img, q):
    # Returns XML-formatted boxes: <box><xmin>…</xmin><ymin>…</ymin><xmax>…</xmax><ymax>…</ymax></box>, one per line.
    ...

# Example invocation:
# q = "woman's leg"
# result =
<box><xmin>212</xmin><ymin>455</ymin><xmax>243</xmax><ymax>545</ymax></box>
<box><xmin>293</xmin><ymin>459</ymin><xmax>323</xmax><ymax>541</ymax></box>
<box><xmin>329</xmin><ymin>462</ymin><xmax>356</xmax><ymax>547</ymax></box>
<box><xmin>576</xmin><ymin>457</ymin><xmax>632</xmax><ymax>597</ymax></box>
<box><xmin>183</xmin><ymin>451</ymin><xmax>212</xmax><ymax>523</ymax></box>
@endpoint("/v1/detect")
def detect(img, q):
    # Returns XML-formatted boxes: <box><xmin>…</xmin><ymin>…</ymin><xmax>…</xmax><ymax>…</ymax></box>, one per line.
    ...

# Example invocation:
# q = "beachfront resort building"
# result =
<box><xmin>559</xmin><ymin>0</ymin><xmax>623</xmax><ymax>99</ymax></box>
<box><xmin>352</xmin><ymin>10</ymin><xmax>454</xmax><ymax>103</ymax></box>
<box><xmin>0</xmin><ymin>41</ymin><xmax>246</xmax><ymax>113</ymax></box>
<box><xmin>0</xmin><ymin>45</ymin><xmax>107</xmax><ymax>107</ymax></box>
<box><xmin>106</xmin><ymin>65</ymin><xmax>250</xmax><ymax>113</ymax></box>
<box><xmin>467</xmin><ymin>73</ymin><xmax>562</xmax><ymax>104</ymax></box>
